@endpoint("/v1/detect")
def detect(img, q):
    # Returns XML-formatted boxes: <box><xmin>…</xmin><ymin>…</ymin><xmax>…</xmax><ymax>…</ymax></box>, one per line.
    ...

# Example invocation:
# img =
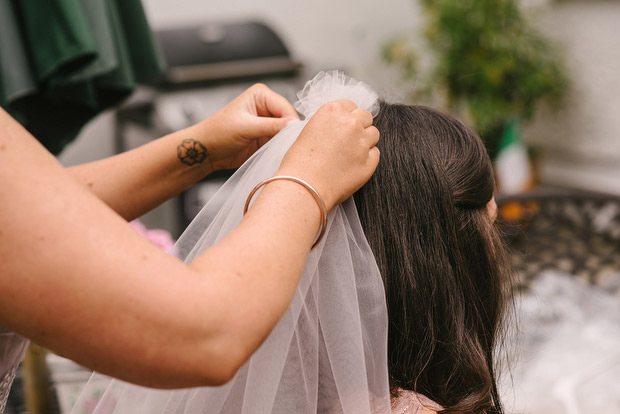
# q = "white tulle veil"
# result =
<box><xmin>71</xmin><ymin>71</ymin><xmax>391</xmax><ymax>414</ymax></box>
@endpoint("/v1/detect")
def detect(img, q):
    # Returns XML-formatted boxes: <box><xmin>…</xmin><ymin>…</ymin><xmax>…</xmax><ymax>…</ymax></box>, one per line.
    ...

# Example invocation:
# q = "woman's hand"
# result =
<box><xmin>65</xmin><ymin>84</ymin><xmax>297</xmax><ymax>221</ymax></box>
<box><xmin>277</xmin><ymin>100</ymin><xmax>380</xmax><ymax>211</ymax></box>
<box><xmin>194</xmin><ymin>83</ymin><xmax>299</xmax><ymax>171</ymax></box>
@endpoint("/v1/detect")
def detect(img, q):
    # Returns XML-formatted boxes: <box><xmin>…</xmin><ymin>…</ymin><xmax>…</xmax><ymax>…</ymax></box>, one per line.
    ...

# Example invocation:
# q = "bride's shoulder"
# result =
<box><xmin>391</xmin><ymin>388</ymin><xmax>442</xmax><ymax>414</ymax></box>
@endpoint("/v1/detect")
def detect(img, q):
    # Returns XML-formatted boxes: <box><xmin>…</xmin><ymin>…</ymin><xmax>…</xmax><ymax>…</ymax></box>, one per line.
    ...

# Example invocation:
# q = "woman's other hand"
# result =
<box><xmin>193</xmin><ymin>83</ymin><xmax>299</xmax><ymax>171</ymax></box>
<box><xmin>277</xmin><ymin>100</ymin><xmax>380</xmax><ymax>210</ymax></box>
<box><xmin>65</xmin><ymin>84</ymin><xmax>297</xmax><ymax>221</ymax></box>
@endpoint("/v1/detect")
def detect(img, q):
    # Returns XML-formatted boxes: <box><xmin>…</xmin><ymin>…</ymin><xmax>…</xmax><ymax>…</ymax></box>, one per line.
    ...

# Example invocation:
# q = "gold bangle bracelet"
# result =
<box><xmin>243</xmin><ymin>176</ymin><xmax>328</xmax><ymax>249</ymax></box>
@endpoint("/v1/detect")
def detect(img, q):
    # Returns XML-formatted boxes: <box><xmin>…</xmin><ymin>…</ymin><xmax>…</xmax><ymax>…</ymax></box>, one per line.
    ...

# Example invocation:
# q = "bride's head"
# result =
<box><xmin>354</xmin><ymin>103</ymin><xmax>510</xmax><ymax>413</ymax></box>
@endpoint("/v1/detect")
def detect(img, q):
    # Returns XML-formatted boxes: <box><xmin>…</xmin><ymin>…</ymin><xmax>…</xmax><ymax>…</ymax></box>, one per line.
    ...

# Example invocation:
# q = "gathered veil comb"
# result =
<box><xmin>72</xmin><ymin>71</ymin><xmax>392</xmax><ymax>414</ymax></box>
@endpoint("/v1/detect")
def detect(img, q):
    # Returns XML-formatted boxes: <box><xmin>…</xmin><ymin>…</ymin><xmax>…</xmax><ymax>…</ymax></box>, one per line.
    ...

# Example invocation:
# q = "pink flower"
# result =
<box><xmin>82</xmin><ymin>390</ymin><xmax>117</xmax><ymax>413</ymax></box>
<box><xmin>129</xmin><ymin>220</ymin><xmax>176</xmax><ymax>254</ymax></box>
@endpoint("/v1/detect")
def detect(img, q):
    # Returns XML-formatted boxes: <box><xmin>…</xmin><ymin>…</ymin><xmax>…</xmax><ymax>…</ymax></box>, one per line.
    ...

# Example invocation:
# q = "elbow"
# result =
<box><xmin>208</xmin><ymin>367</ymin><xmax>238</xmax><ymax>386</ymax></box>
<box><xmin>120</xmin><ymin>336</ymin><xmax>251</xmax><ymax>388</ymax></box>
<box><xmin>196</xmin><ymin>340</ymin><xmax>251</xmax><ymax>386</ymax></box>
<box><xmin>204</xmin><ymin>357</ymin><xmax>241</xmax><ymax>386</ymax></box>
<box><xmin>132</xmin><ymin>345</ymin><xmax>246</xmax><ymax>389</ymax></box>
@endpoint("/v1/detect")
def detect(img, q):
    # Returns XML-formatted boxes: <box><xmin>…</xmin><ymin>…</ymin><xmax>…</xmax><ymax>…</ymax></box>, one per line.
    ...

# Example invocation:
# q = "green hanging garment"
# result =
<box><xmin>0</xmin><ymin>0</ymin><xmax>37</xmax><ymax>111</ymax></box>
<box><xmin>0</xmin><ymin>0</ymin><xmax>165</xmax><ymax>154</ymax></box>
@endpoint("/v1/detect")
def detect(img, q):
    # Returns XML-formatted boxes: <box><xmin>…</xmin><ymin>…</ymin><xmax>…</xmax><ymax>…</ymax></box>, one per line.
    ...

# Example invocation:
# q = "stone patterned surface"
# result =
<box><xmin>500</xmin><ymin>193</ymin><xmax>620</xmax><ymax>295</ymax></box>
<box><xmin>498</xmin><ymin>192</ymin><xmax>620</xmax><ymax>414</ymax></box>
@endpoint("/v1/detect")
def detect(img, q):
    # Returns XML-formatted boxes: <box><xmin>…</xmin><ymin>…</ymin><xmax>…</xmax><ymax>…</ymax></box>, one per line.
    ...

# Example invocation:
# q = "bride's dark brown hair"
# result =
<box><xmin>354</xmin><ymin>103</ymin><xmax>511</xmax><ymax>414</ymax></box>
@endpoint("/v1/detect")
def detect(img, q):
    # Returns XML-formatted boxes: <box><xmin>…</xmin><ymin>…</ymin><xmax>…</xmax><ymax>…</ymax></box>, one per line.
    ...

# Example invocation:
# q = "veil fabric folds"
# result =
<box><xmin>71</xmin><ymin>71</ymin><xmax>392</xmax><ymax>414</ymax></box>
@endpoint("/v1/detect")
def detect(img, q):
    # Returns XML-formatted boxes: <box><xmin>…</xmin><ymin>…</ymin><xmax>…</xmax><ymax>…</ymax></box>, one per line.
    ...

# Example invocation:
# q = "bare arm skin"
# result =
<box><xmin>0</xmin><ymin>99</ymin><xmax>379</xmax><ymax>388</ymax></box>
<box><xmin>67</xmin><ymin>84</ymin><xmax>298</xmax><ymax>221</ymax></box>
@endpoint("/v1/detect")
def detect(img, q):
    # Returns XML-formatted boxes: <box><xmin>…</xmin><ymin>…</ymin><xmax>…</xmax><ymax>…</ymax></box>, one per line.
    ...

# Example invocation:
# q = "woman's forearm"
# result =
<box><xmin>182</xmin><ymin>180</ymin><xmax>322</xmax><ymax>384</ymax></box>
<box><xmin>123</xmin><ymin>180</ymin><xmax>323</xmax><ymax>388</ymax></box>
<box><xmin>0</xmin><ymin>95</ymin><xmax>379</xmax><ymax>388</ymax></box>
<box><xmin>66</xmin><ymin>122</ymin><xmax>215</xmax><ymax>221</ymax></box>
<box><xmin>54</xmin><ymin>180</ymin><xmax>322</xmax><ymax>389</ymax></box>
<box><xmin>1</xmin><ymin>107</ymin><xmax>326</xmax><ymax>388</ymax></box>
<box><xmin>66</xmin><ymin>83</ymin><xmax>298</xmax><ymax>221</ymax></box>
<box><xmin>0</xmin><ymin>108</ymin><xmax>319</xmax><ymax>388</ymax></box>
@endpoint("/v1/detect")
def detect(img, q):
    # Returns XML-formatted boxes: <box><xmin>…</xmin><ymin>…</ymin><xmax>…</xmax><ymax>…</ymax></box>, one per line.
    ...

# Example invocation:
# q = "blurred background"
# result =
<box><xmin>3</xmin><ymin>0</ymin><xmax>619</xmax><ymax>413</ymax></box>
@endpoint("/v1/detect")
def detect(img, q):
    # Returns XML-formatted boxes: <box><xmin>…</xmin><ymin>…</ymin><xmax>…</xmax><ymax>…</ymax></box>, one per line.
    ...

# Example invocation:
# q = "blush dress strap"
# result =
<box><xmin>391</xmin><ymin>388</ymin><xmax>442</xmax><ymax>414</ymax></box>
<box><xmin>0</xmin><ymin>327</ymin><xmax>30</xmax><ymax>413</ymax></box>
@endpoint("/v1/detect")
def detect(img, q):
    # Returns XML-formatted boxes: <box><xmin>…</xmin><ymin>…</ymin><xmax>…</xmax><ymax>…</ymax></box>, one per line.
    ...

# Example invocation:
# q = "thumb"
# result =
<box><xmin>252</xmin><ymin>116</ymin><xmax>295</xmax><ymax>138</ymax></box>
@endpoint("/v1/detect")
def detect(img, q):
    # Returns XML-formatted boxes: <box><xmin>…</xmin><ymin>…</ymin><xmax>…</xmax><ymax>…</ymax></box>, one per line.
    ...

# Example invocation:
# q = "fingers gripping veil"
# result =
<box><xmin>73</xmin><ymin>71</ymin><xmax>391</xmax><ymax>414</ymax></box>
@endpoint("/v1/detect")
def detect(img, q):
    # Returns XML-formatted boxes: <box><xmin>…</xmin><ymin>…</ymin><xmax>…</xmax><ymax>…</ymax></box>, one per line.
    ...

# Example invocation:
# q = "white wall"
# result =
<box><xmin>60</xmin><ymin>0</ymin><xmax>620</xmax><ymax>197</ymax></box>
<box><xmin>60</xmin><ymin>0</ymin><xmax>422</xmax><ymax>166</ymax></box>
<box><xmin>57</xmin><ymin>110</ymin><xmax>116</xmax><ymax>166</ymax></box>
<box><xmin>140</xmin><ymin>0</ymin><xmax>421</xmax><ymax>100</ymax></box>
<box><xmin>57</xmin><ymin>0</ymin><xmax>423</xmax><ymax>234</ymax></box>
<box><xmin>524</xmin><ymin>1</ymin><xmax>620</xmax><ymax>195</ymax></box>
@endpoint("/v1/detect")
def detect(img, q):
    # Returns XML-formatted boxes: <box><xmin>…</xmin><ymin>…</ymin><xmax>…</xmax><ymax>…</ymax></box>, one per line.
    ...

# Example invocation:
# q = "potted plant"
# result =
<box><xmin>384</xmin><ymin>0</ymin><xmax>570</xmax><ymax>193</ymax></box>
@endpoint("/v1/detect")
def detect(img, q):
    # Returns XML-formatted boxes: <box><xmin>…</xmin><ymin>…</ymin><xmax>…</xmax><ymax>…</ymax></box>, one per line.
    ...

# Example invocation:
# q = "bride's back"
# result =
<box><xmin>354</xmin><ymin>103</ymin><xmax>511</xmax><ymax>414</ymax></box>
